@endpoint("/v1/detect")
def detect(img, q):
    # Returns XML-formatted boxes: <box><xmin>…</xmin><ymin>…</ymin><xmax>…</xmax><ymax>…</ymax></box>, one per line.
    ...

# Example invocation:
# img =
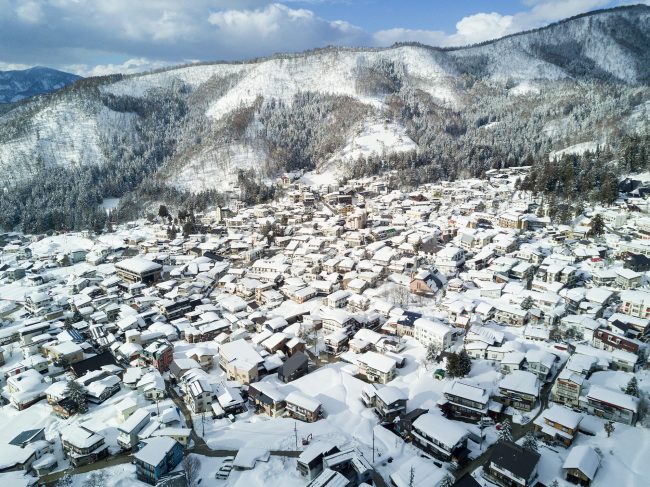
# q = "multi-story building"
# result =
<box><xmin>357</xmin><ymin>352</ymin><xmax>396</xmax><ymax>384</ymax></box>
<box><xmin>442</xmin><ymin>380</ymin><xmax>489</xmax><ymax>422</ymax></box>
<box><xmin>579</xmin><ymin>385</ymin><xmax>639</xmax><ymax>425</ymax></box>
<box><xmin>285</xmin><ymin>392</ymin><xmax>321</xmax><ymax>423</ymax></box>
<box><xmin>413</xmin><ymin>318</ymin><xmax>453</xmax><ymax>351</ymax></box>
<box><xmin>133</xmin><ymin>437</ymin><xmax>184</xmax><ymax>485</ymax></box>
<box><xmin>484</xmin><ymin>441</ymin><xmax>540</xmax><ymax>487</ymax></box>
<box><xmin>411</xmin><ymin>413</ymin><xmax>469</xmax><ymax>463</ymax></box>
<box><xmin>551</xmin><ymin>369</ymin><xmax>584</xmax><ymax>407</ymax></box>
<box><xmin>60</xmin><ymin>425</ymin><xmax>109</xmax><ymax>467</ymax></box>
<box><xmin>498</xmin><ymin>370</ymin><xmax>540</xmax><ymax>411</ymax></box>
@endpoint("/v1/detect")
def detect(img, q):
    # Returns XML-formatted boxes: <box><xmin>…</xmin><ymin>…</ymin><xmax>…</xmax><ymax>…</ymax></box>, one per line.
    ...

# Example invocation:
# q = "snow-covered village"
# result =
<box><xmin>1</xmin><ymin>166</ymin><xmax>650</xmax><ymax>487</ymax></box>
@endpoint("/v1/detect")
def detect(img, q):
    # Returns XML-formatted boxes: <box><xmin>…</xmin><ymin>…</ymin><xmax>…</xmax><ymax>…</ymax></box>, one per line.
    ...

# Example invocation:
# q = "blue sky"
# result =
<box><xmin>0</xmin><ymin>0</ymin><xmax>644</xmax><ymax>76</ymax></box>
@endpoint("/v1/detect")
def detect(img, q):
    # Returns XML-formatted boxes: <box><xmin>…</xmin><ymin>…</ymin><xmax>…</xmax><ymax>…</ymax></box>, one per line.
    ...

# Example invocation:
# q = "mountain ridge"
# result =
<box><xmin>0</xmin><ymin>5</ymin><xmax>649</xmax><ymax>232</ymax></box>
<box><xmin>0</xmin><ymin>66</ymin><xmax>81</xmax><ymax>104</ymax></box>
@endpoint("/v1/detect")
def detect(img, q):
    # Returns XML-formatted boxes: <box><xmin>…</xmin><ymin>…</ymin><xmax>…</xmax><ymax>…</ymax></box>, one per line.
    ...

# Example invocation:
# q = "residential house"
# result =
<box><xmin>484</xmin><ymin>441</ymin><xmax>540</xmax><ymax>487</ymax></box>
<box><xmin>442</xmin><ymin>380</ymin><xmax>489</xmax><ymax>422</ymax></box>
<box><xmin>498</xmin><ymin>370</ymin><xmax>540</xmax><ymax>411</ymax></box>
<box><xmin>133</xmin><ymin>437</ymin><xmax>184</xmax><ymax>485</ymax></box>
<box><xmin>411</xmin><ymin>413</ymin><xmax>469</xmax><ymax>463</ymax></box>
<box><xmin>533</xmin><ymin>405</ymin><xmax>583</xmax><ymax>447</ymax></box>
<box><xmin>285</xmin><ymin>392</ymin><xmax>322</xmax><ymax>423</ymax></box>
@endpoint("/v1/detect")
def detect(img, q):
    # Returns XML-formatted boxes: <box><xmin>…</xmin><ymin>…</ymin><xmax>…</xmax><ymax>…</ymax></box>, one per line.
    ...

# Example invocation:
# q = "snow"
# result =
<box><xmin>549</xmin><ymin>141</ymin><xmax>600</xmax><ymax>160</ymax></box>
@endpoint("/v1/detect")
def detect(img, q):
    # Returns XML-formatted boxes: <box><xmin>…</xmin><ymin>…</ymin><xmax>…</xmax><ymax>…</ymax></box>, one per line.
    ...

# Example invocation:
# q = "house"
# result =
<box><xmin>219</xmin><ymin>339</ymin><xmax>264</xmax><ymax>385</ymax></box>
<box><xmin>277</xmin><ymin>351</ymin><xmax>309</xmax><ymax>383</ymax></box>
<box><xmin>411</xmin><ymin>413</ymin><xmax>469</xmax><ymax>463</ymax></box>
<box><xmin>285</xmin><ymin>391</ymin><xmax>322</xmax><ymax>422</ymax></box>
<box><xmin>409</xmin><ymin>269</ymin><xmax>443</xmax><ymax>296</ymax></box>
<box><xmin>389</xmin><ymin>456</ymin><xmax>447</xmax><ymax>487</ymax></box>
<box><xmin>117</xmin><ymin>409</ymin><xmax>151</xmax><ymax>450</ymax></box>
<box><xmin>115</xmin><ymin>257</ymin><xmax>162</xmax><ymax>285</ymax></box>
<box><xmin>413</xmin><ymin>318</ymin><xmax>453</xmax><ymax>351</ymax></box>
<box><xmin>322</xmin><ymin>448</ymin><xmax>373</xmax><ymax>485</ymax></box>
<box><xmin>525</xmin><ymin>349</ymin><xmax>557</xmax><ymax>381</ymax></box>
<box><xmin>442</xmin><ymin>380</ymin><xmax>489</xmax><ymax>422</ymax></box>
<box><xmin>484</xmin><ymin>441</ymin><xmax>540</xmax><ymax>487</ymax></box>
<box><xmin>297</xmin><ymin>442</ymin><xmax>339</xmax><ymax>480</ymax></box>
<box><xmin>60</xmin><ymin>425</ymin><xmax>109</xmax><ymax>467</ymax></box>
<box><xmin>562</xmin><ymin>445</ymin><xmax>600</xmax><ymax>487</ymax></box>
<box><xmin>533</xmin><ymin>405</ymin><xmax>583</xmax><ymax>447</ymax></box>
<box><xmin>141</xmin><ymin>340</ymin><xmax>173</xmax><ymax>372</ymax></box>
<box><xmin>248</xmin><ymin>382</ymin><xmax>286</xmax><ymax>418</ymax></box>
<box><xmin>498</xmin><ymin>370</ymin><xmax>540</xmax><ymax>411</ymax></box>
<box><xmin>372</xmin><ymin>386</ymin><xmax>407</xmax><ymax>423</ymax></box>
<box><xmin>620</xmin><ymin>290</ymin><xmax>650</xmax><ymax>319</ymax></box>
<box><xmin>435</xmin><ymin>246</ymin><xmax>465</xmax><ymax>274</ymax></box>
<box><xmin>0</xmin><ymin>444</ymin><xmax>36</xmax><ymax>473</ymax></box>
<box><xmin>551</xmin><ymin>369</ymin><xmax>585</xmax><ymax>407</ymax></box>
<box><xmin>579</xmin><ymin>385</ymin><xmax>639</xmax><ymax>425</ymax></box>
<box><xmin>133</xmin><ymin>437</ymin><xmax>184</xmax><ymax>485</ymax></box>
<box><xmin>357</xmin><ymin>351</ymin><xmax>397</xmax><ymax>384</ymax></box>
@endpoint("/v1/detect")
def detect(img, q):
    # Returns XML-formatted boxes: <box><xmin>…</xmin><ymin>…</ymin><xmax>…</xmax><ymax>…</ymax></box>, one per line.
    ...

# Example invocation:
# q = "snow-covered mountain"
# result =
<box><xmin>0</xmin><ymin>66</ymin><xmax>81</xmax><ymax>104</ymax></box>
<box><xmin>0</xmin><ymin>5</ymin><xmax>649</xmax><ymax>231</ymax></box>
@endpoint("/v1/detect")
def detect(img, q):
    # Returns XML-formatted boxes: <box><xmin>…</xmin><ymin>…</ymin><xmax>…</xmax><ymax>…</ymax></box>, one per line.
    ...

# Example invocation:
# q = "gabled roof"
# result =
<box><xmin>489</xmin><ymin>441</ymin><xmax>540</xmax><ymax>480</ymax></box>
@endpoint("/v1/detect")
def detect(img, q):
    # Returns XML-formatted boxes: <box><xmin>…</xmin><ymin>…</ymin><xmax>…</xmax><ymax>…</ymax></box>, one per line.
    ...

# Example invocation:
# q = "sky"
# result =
<box><xmin>0</xmin><ymin>0</ymin><xmax>646</xmax><ymax>77</ymax></box>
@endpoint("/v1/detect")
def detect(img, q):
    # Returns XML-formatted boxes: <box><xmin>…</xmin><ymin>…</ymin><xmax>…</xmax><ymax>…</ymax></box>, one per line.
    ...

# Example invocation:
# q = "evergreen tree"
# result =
<box><xmin>522</xmin><ymin>431</ymin><xmax>538</xmax><ymax>453</ymax></box>
<box><xmin>458</xmin><ymin>350</ymin><xmax>472</xmax><ymax>377</ymax></box>
<box><xmin>445</xmin><ymin>353</ymin><xmax>460</xmax><ymax>378</ymax></box>
<box><xmin>426</xmin><ymin>342</ymin><xmax>440</xmax><ymax>367</ymax></box>
<box><xmin>521</xmin><ymin>296</ymin><xmax>534</xmax><ymax>310</ymax></box>
<box><xmin>499</xmin><ymin>419</ymin><xmax>513</xmax><ymax>442</ymax></box>
<box><xmin>589</xmin><ymin>214</ymin><xmax>605</xmax><ymax>237</ymax></box>
<box><xmin>65</xmin><ymin>380</ymin><xmax>88</xmax><ymax>414</ymax></box>
<box><xmin>625</xmin><ymin>376</ymin><xmax>640</xmax><ymax>398</ymax></box>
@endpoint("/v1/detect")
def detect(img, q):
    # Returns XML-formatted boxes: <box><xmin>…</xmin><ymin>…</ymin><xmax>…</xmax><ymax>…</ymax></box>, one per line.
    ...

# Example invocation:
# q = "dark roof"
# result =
<box><xmin>399</xmin><ymin>408</ymin><xmax>429</xmax><ymax>422</ymax></box>
<box><xmin>70</xmin><ymin>351</ymin><xmax>119</xmax><ymax>377</ymax></box>
<box><xmin>278</xmin><ymin>351</ymin><xmax>308</xmax><ymax>378</ymax></box>
<box><xmin>453</xmin><ymin>474</ymin><xmax>482</xmax><ymax>487</ymax></box>
<box><xmin>488</xmin><ymin>441</ymin><xmax>540</xmax><ymax>480</ymax></box>
<box><xmin>9</xmin><ymin>428</ymin><xmax>44</xmax><ymax>446</ymax></box>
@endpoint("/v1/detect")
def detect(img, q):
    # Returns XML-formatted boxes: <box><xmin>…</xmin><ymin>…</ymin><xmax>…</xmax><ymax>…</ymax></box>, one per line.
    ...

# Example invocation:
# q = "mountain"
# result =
<box><xmin>0</xmin><ymin>5</ymin><xmax>649</xmax><ymax>232</ymax></box>
<box><xmin>0</xmin><ymin>66</ymin><xmax>81</xmax><ymax>104</ymax></box>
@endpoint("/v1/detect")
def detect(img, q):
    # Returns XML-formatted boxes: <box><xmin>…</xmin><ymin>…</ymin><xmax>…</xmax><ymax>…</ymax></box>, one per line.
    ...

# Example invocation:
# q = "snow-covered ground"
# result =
<box><xmin>549</xmin><ymin>141</ymin><xmax>601</xmax><ymax>160</ymax></box>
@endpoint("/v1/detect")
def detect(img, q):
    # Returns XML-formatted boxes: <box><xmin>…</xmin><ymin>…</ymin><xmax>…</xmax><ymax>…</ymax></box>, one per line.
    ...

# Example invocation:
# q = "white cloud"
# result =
<box><xmin>0</xmin><ymin>0</ymin><xmax>628</xmax><ymax>74</ymax></box>
<box><xmin>15</xmin><ymin>0</ymin><xmax>44</xmax><ymax>23</ymax></box>
<box><xmin>63</xmin><ymin>58</ymin><xmax>172</xmax><ymax>77</ymax></box>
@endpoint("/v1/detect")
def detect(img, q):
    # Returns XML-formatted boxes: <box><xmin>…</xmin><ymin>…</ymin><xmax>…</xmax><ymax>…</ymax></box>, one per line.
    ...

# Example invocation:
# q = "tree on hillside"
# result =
<box><xmin>589</xmin><ymin>213</ymin><xmax>605</xmax><ymax>237</ymax></box>
<box><xmin>158</xmin><ymin>204</ymin><xmax>169</xmax><ymax>220</ymax></box>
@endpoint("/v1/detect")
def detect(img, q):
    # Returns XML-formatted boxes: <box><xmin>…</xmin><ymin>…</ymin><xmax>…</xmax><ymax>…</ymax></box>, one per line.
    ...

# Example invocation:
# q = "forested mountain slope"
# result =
<box><xmin>0</xmin><ymin>5</ymin><xmax>649</xmax><ymax>232</ymax></box>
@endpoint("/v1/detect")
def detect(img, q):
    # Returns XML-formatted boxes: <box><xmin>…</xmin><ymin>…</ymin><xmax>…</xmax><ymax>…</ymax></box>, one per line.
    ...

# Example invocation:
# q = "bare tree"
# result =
<box><xmin>82</xmin><ymin>471</ymin><xmax>108</xmax><ymax>487</ymax></box>
<box><xmin>183</xmin><ymin>455</ymin><xmax>201</xmax><ymax>487</ymax></box>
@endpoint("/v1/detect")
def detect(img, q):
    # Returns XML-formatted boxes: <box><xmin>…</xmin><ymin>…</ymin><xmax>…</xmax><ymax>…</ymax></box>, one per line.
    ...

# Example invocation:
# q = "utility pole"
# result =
<box><xmin>294</xmin><ymin>422</ymin><xmax>298</xmax><ymax>449</ymax></box>
<box><xmin>202</xmin><ymin>412</ymin><xmax>205</xmax><ymax>437</ymax></box>
<box><xmin>372</xmin><ymin>428</ymin><xmax>375</xmax><ymax>463</ymax></box>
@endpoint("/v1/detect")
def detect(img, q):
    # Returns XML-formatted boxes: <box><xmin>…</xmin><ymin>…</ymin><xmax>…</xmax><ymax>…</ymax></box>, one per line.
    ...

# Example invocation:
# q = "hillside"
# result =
<box><xmin>0</xmin><ymin>5</ymin><xmax>649</xmax><ymax>232</ymax></box>
<box><xmin>0</xmin><ymin>66</ymin><xmax>81</xmax><ymax>104</ymax></box>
